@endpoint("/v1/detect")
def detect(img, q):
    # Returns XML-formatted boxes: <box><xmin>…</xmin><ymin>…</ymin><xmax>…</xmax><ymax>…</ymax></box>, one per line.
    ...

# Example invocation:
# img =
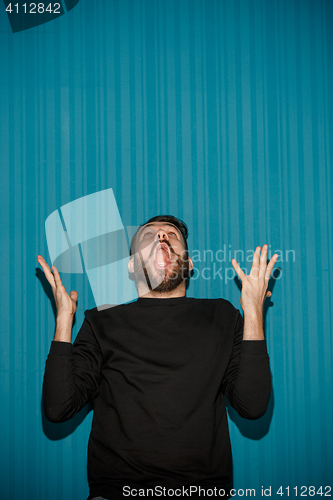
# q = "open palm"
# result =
<box><xmin>37</xmin><ymin>255</ymin><xmax>78</xmax><ymax>318</ymax></box>
<box><xmin>231</xmin><ymin>245</ymin><xmax>278</xmax><ymax>314</ymax></box>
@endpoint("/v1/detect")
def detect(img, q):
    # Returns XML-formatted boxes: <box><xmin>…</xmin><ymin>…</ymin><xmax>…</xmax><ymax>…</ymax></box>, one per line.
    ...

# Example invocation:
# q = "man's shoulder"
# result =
<box><xmin>199</xmin><ymin>298</ymin><xmax>241</xmax><ymax>323</ymax></box>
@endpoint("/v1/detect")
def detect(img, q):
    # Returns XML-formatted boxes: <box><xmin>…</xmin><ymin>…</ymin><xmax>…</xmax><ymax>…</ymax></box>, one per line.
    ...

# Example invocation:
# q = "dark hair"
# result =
<box><xmin>130</xmin><ymin>215</ymin><xmax>189</xmax><ymax>256</ymax></box>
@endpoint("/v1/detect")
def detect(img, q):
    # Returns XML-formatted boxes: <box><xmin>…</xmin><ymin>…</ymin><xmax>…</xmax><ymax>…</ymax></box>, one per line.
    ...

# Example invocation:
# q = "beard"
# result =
<box><xmin>133</xmin><ymin>242</ymin><xmax>190</xmax><ymax>293</ymax></box>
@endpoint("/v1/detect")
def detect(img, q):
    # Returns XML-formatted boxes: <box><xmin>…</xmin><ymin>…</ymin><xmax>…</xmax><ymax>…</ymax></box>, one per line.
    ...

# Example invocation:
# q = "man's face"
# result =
<box><xmin>129</xmin><ymin>222</ymin><xmax>193</xmax><ymax>293</ymax></box>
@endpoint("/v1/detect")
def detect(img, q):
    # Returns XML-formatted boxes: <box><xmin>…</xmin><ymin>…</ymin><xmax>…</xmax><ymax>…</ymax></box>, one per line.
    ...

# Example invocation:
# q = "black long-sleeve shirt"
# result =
<box><xmin>43</xmin><ymin>296</ymin><xmax>271</xmax><ymax>499</ymax></box>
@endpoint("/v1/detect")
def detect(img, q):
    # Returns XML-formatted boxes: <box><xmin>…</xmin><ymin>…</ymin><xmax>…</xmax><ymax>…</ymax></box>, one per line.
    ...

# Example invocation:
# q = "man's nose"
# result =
<box><xmin>155</xmin><ymin>230</ymin><xmax>168</xmax><ymax>241</ymax></box>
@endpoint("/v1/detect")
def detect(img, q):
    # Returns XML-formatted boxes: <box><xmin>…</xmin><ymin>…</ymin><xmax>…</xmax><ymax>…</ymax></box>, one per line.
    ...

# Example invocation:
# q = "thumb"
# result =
<box><xmin>70</xmin><ymin>290</ymin><xmax>79</xmax><ymax>302</ymax></box>
<box><xmin>265</xmin><ymin>290</ymin><xmax>272</xmax><ymax>299</ymax></box>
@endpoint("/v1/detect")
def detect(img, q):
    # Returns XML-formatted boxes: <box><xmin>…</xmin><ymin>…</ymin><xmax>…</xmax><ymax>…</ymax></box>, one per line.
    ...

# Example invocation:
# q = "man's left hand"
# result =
<box><xmin>231</xmin><ymin>245</ymin><xmax>278</xmax><ymax>317</ymax></box>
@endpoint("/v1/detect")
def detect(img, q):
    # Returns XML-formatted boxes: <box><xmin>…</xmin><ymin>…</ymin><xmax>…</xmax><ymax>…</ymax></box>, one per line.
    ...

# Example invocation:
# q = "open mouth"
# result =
<box><xmin>153</xmin><ymin>242</ymin><xmax>171</xmax><ymax>269</ymax></box>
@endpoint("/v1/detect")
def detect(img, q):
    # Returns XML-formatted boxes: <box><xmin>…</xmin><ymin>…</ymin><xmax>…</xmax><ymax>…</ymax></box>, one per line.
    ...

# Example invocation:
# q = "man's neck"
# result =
<box><xmin>137</xmin><ymin>282</ymin><xmax>186</xmax><ymax>299</ymax></box>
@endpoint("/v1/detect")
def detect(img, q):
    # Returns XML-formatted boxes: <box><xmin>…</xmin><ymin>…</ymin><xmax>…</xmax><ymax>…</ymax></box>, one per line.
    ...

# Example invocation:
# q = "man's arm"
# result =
<box><xmin>37</xmin><ymin>255</ymin><xmax>102</xmax><ymax>423</ymax></box>
<box><xmin>221</xmin><ymin>245</ymin><xmax>278</xmax><ymax>419</ymax></box>
<box><xmin>221</xmin><ymin>311</ymin><xmax>271</xmax><ymax>419</ymax></box>
<box><xmin>42</xmin><ymin>315</ymin><xmax>102</xmax><ymax>423</ymax></box>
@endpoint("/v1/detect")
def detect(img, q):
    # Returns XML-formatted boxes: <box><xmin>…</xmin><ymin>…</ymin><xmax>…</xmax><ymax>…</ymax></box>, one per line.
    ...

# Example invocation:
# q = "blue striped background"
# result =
<box><xmin>0</xmin><ymin>0</ymin><xmax>332</xmax><ymax>498</ymax></box>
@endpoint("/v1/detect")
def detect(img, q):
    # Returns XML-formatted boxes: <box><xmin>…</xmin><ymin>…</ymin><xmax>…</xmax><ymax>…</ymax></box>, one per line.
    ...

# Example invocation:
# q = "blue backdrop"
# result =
<box><xmin>0</xmin><ymin>0</ymin><xmax>332</xmax><ymax>498</ymax></box>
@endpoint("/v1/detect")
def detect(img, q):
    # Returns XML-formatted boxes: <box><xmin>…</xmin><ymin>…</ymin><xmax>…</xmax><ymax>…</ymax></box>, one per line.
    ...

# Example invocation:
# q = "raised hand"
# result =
<box><xmin>37</xmin><ymin>255</ymin><xmax>78</xmax><ymax>319</ymax></box>
<box><xmin>231</xmin><ymin>245</ymin><xmax>278</xmax><ymax>316</ymax></box>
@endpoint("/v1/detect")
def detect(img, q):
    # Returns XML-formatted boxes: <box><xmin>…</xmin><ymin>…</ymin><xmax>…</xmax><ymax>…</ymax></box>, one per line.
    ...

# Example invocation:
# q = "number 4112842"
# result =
<box><xmin>6</xmin><ymin>4</ymin><xmax>61</xmax><ymax>14</ymax></box>
<box><xmin>276</xmin><ymin>486</ymin><xmax>331</xmax><ymax>496</ymax></box>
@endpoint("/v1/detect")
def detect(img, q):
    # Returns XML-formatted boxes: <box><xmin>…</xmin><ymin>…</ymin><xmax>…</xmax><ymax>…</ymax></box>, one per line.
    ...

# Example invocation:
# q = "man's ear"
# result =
<box><xmin>128</xmin><ymin>257</ymin><xmax>134</xmax><ymax>274</ymax></box>
<box><xmin>188</xmin><ymin>256</ymin><xmax>194</xmax><ymax>271</ymax></box>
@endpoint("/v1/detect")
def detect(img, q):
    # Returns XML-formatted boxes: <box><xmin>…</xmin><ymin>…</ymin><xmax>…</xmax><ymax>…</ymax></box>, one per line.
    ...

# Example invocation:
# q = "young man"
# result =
<box><xmin>39</xmin><ymin>215</ymin><xmax>278</xmax><ymax>500</ymax></box>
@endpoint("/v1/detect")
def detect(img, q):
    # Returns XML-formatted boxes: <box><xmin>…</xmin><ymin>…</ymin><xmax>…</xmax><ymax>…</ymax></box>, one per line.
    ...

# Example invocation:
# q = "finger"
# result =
<box><xmin>259</xmin><ymin>244</ymin><xmax>268</xmax><ymax>278</ymax></box>
<box><xmin>265</xmin><ymin>254</ymin><xmax>279</xmax><ymax>280</ymax></box>
<box><xmin>37</xmin><ymin>255</ymin><xmax>52</xmax><ymax>273</ymax></box>
<box><xmin>70</xmin><ymin>290</ymin><xmax>78</xmax><ymax>302</ymax></box>
<box><xmin>250</xmin><ymin>246</ymin><xmax>261</xmax><ymax>277</ymax></box>
<box><xmin>231</xmin><ymin>259</ymin><xmax>247</xmax><ymax>281</ymax></box>
<box><xmin>265</xmin><ymin>290</ymin><xmax>272</xmax><ymax>299</ymax></box>
<box><xmin>51</xmin><ymin>265</ymin><xmax>63</xmax><ymax>287</ymax></box>
<box><xmin>37</xmin><ymin>256</ymin><xmax>56</xmax><ymax>288</ymax></box>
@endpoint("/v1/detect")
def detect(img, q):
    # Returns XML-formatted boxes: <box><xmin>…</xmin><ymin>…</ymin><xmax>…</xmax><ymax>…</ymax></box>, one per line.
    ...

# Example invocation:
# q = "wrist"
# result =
<box><xmin>243</xmin><ymin>309</ymin><xmax>264</xmax><ymax>340</ymax></box>
<box><xmin>243</xmin><ymin>311</ymin><xmax>263</xmax><ymax>329</ymax></box>
<box><xmin>242</xmin><ymin>304</ymin><xmax>263</xmax><ymax>320</ymax></box>
<box><xmin>54</xmin><ymin>314</ymin><xmax>73</xmax><ymax>342</ymax></box>
<box><xmin>56</xmin><ymin>313</ymin><xmax>74</xmax><ymax>326</ymax></box>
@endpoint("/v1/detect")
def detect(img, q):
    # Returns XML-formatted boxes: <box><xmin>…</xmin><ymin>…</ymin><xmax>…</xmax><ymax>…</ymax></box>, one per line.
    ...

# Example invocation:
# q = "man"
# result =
<box><xmin>39</xmin><ymin>215</ymin><xmax>278</xmax><ymax>500</ymax></box>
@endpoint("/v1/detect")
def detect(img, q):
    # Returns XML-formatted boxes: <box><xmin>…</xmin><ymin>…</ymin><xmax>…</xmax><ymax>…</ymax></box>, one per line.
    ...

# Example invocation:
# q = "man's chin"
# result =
<box><xmin>148</xmin><ymin>269</ymin><xmax>180</xmax><ymax>291</ymax></box>
<box><xmin>135</xmin><ymin>266</ymin><xmax>181</xmax><ymax>293</ymax></box>
<box><xmin>150</xmin><ymin>264</ymin><xmax>190</xmax><ymax>292</ymax></box>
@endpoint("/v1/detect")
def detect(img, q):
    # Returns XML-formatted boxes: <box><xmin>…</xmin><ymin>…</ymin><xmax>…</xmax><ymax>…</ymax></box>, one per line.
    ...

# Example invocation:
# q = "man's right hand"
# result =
<box><xmin>37</xmin><ymin>255</ymin><xmax>78</xmax><ymax>342</ymax></box>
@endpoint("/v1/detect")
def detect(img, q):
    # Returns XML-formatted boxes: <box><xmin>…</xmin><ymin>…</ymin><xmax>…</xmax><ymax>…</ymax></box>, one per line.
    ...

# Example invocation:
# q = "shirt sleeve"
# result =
<box><xmin>42</xmin><ymin>313</ymin><xmax>103</xmax><ymax>423</ymax></box>
<box><xmin>221</xmin><ymin>310</ymin><xmax>272</xmax><ymax>419</ymax></box>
